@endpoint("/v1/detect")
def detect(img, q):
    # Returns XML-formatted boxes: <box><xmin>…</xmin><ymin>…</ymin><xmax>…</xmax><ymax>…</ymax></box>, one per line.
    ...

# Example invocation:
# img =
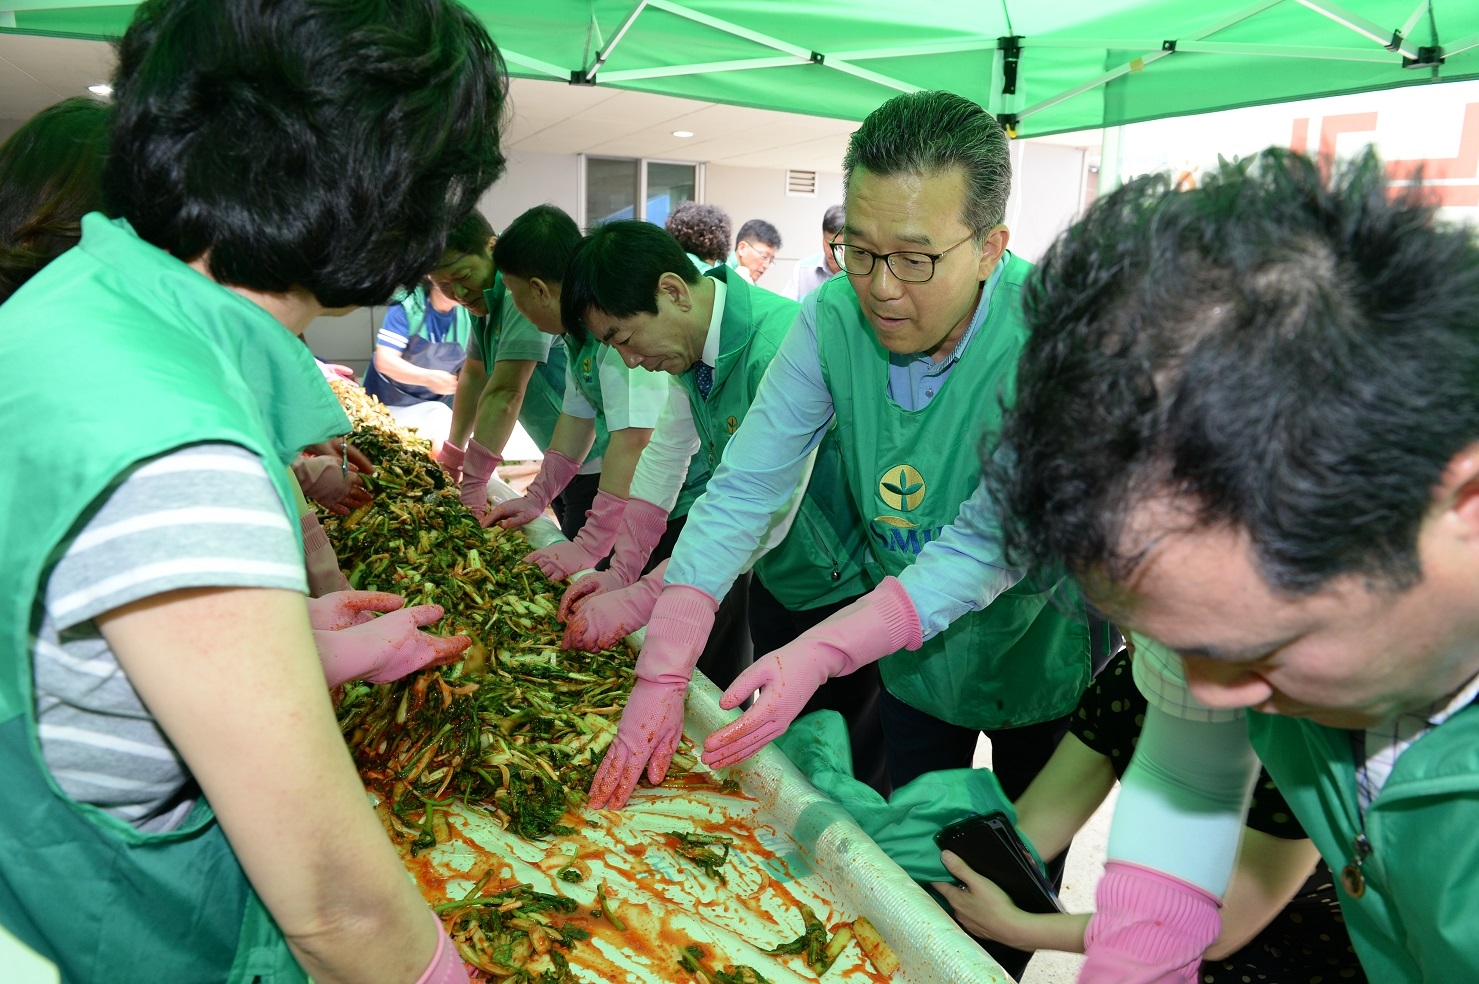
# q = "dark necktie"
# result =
<box><xmin>694</xmin><ymin>361</ymin><xmax>714</xmax><ymax>399</ymax></box>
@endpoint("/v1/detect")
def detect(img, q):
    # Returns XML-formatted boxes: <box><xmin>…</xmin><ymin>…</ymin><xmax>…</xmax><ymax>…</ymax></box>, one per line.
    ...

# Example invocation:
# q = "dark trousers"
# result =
<box><xmin>647</xmin><ymin>513</ymin><xmax>752</xmax><ymax>690</ymax></box>
<box><xmin>747</xmin><ymin>579</ymin><xmax>890</xmax><ymax>798</ymax></box>
<box><xmin>550</xmin><ymin>471</ymin><xmax>601</xmax><ymax>542</ymax></box>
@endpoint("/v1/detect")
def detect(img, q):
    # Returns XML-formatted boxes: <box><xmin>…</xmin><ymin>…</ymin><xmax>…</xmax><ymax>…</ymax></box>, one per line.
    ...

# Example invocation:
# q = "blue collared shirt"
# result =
<box><xmin>666</xmin><ymin>258</ymin><xmax>1022</xmax><ymax>638</ymax></box>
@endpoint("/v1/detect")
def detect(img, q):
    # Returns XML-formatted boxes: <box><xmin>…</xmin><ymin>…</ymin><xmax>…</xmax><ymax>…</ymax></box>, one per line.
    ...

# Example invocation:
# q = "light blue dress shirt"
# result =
<box><xmin>666</xmin><ymin>258</ymin><xmax>1022</xmax><ymax>638</ymax></box>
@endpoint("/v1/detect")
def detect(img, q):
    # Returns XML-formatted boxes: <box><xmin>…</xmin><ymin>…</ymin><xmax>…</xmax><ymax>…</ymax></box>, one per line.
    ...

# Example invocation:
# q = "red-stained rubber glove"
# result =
<box><xmin>524</xmin><ymin>490</ymin><xmax>625</xmax><ymax>580</ymax></box>
<box><xmin>586</xmin><ymin>584</ymin><xmax>717</xmax><ymax>810</ymax></box>
<box><xmin>701</xmin><ymin>577</ymin><xmax>922</xmax><ymax>769</ymax></box>
<box><xmin>435</xmin><ymin>441</ymin><xmax>465</xmax><ymax>484</ymax></box>
<box><xmin>483</xmin><ymin>450</ymin><xmax>582</xmax><ymax>530</ymax></box>
<box><xmin>459</xmin><ymin>439</ymin><xmax>503</xmax><ymax>520</ymax></box>
<box><xmin>292</xmin><ymin>455</ymin><xmax>371</xmax><ymax>516</ymax></box>
<box><xmin>300</xmin><ymin>512</ymin><xmax>352</xmax><ymax>597</ymax></box>
<box><xmin>303</xmin><ymin>439</ymin><xmax>375</xmax><ymax>479</ymax></box>
<box><xmin>313</xmin><ymin>604</ymin><xmax>471</xmax><ymax>687</ymax></box>
<box><xmin>1080</xmin><ymin>862</ymin><xmax>1222</xmax><ymax>984</ymax></box>
<box><xmin>306</xmin><ymin>590</ymin><xmax>405</xmax><ymax>631</ymax></box>
<box><xmin>557</xmin><ymin>496</ymin><xmax>670</xmax><ymax>620</ymax></box>
<box><xmin>415</xmin><ymin>911</ymin><xmax>471</xmax><ymax>984</ymax></box>
<box><xmin>563</xmin><ymin>560</ymin><xmax>668</xmax><ymax>652</ymax></box>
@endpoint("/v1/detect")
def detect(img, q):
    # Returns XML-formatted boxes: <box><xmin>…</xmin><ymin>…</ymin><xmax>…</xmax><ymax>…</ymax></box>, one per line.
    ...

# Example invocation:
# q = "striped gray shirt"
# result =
<box><xmin>34</xmin><ymin>443</ymin><xmax>306</xmax><ymax>831</ymax></box>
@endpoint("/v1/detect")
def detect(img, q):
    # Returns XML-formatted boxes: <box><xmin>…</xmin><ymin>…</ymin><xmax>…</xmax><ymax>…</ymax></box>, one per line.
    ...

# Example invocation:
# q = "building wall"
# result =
<box><xmin>0</xmin><ymin>117</ymin><xmax>24</xmax><ymax>142</ymax></box>
<box><xmin>703</xmin><ymin>164</ymin><xmax>846</xmax><ymax>295</ymax></box>
<box><xmin>1003</xmin><ymin>141</ymin><xmax>1093</xmax><ymax>264</ymax></box>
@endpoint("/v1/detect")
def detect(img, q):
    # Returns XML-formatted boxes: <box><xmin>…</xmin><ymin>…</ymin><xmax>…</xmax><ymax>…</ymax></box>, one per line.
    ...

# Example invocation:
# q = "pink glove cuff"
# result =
<box><xmin>525</xmin><ymin>450</ymin><xmax>583</xmax><ymax>509</ymax></box>
<box><xmin>436</xmin><ymin>441</ymin><xmax>465</xmax><ymax>471</ymax></box>
<box><xmin>1082</xmin><ymin>861</ymin><xmax>1221</xmax><ymax>983</ymax></box>
<box><xmin>300</xmin><ymin>512</ymin><xmax>346</xmax><ymax>599</ymax></box>
<box><xmin>463</xmin><ymin>438</ymin><xmax>503</xmax><ymax>482</ymax></box>
<box><xmin>609</xmin><ymin>497</ymin><xmax>671</xmax><ymax>582</ymax></box>
<box><xmin>572</xmin><ymin>490</ymin><xmax>627</xmax><ymax>557</ymax></box>
<box><xmin>292</xmin><ymin>455</ymin><xmax>349</xmax><ymax>506</ymax></box>
<box><xmin>637</xmin><ymin>584</ymin><xmax>719</xmax><ymax>685</ymax></box>
<box><xmin>415</xmin><ymin>914</ymin><xmax>470</xmax><ymax>984</ymax></box>
<box><xmin>870</xmin><ymin>576</ymin><xmax>925</xmax><ymax>655</ymax></box>
<box><xmin>300</xmin><ymin>511</ymin><xmax>330</xmax><ymax>554</ymax></box>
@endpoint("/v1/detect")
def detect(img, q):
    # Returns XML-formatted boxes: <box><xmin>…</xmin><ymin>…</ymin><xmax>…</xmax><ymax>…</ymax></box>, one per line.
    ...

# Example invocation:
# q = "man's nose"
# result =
<box><xmin>868</xmin><ymin>260</ymin><xmax>905</xmax><ymax>300</ymax></box>
<box><xmin>1183</xmin><ymin>657</ymin><xmax>1275</xmax><ymax>710</ymax></box>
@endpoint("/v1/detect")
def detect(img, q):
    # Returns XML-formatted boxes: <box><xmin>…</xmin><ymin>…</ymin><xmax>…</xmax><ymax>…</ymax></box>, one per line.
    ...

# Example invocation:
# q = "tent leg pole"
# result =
<box><xmin>1099</xmin><ymin>126</ymin><xmax>1125</xmax><ymax>195</ymax></box>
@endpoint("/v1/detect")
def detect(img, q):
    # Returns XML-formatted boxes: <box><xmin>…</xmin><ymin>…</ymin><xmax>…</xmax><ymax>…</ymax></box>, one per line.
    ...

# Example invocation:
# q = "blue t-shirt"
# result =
<box><xmin>363</xmin><ymin>294</ymin><xmax>468</xmax><ymax>407</ymax></box>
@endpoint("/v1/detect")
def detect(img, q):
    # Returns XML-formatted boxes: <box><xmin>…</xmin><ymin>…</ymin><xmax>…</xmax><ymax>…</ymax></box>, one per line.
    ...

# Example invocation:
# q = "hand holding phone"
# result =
<box><xmin>933</xmin><ymin>811</ymin><xmax>1063</xmax><ymax>916</ymax></box>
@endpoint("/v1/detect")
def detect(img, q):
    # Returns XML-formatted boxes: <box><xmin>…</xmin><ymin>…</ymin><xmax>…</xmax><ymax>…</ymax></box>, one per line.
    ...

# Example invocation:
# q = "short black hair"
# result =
<box><xmin>993</xmin><ymin>148</ymin><xmax>1479</xmax><ymax>597</ymax></box>
<box><xmin>821</xmin><ymin>204</ymin><xmax>845</xmax><ymax>236</ymax></box>
<box><xmin>104</xmin><ymin>0</ymin><xmax>508</xmax><ymax>309</ymax></box>
<box><xmin>492</xmin><ymin>204</ymin><xmax>581</xmax><ymax>285</ymax></box>
<box><xmin>0</xmin><ymin>97</ymin><xmax>110</xmax><ymax>303</ymax></box>
<box><xmin>445</xmin><ymin>208</ymin><xmax>495</xmax><ymax>259</ymax></box>
<box><xmin>665</xmin><ymin>201</ymin><xmax>730</xmax><ymax>265</ymax></box>
<box><xmin>736</xmin><ymin>218</ymin><xmax>781</xmax><ymax>250</ymax></box>
<box><xmin>561</xmin><ymin>220</ymin><xmax>699</xmax><ymax>342</ymax></box>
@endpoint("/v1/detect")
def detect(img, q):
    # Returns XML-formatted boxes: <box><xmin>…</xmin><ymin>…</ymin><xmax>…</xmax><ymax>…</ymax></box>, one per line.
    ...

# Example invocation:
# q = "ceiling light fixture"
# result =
<box><xmin>87</xmin><ymin>83</ymin><xmax>113</xmax><ymax>97</ymax></box>
<box><xmin>672</xmin><ymin>130</ymin><xmax>694</xmax><ymax>138</ymax></box>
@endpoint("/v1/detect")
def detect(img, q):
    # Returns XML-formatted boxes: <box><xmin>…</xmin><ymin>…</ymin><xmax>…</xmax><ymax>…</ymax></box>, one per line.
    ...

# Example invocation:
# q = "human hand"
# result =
<box><xmin>314</xmin><ymin>604</ymin><xmax>471</xmax><ymax>687</ymax></box>
<box><xmin>435</xmin><ymin>441</ymin><xmax>465</xmax><ymax>483</ymax></box>
<box><xmin>701</xmin><ymin>577</ymin><xmax>922</xmax><ymax>769</ymax></box>
<box><xmin>293</xmin><ymin>455</ymin><xmax>371</xmax><ymax>515</ymax></box>
<box><xmin>585</xmin><ymin>677</ymin><xmax>688</xmax><ymax>810</ymax></box>
<box><xmin>458</xmin><ymin>439</ymin><xmax>502</xmax><ymax>520</ymax></box>
<box><xmin>317</xmin><ymin>361</ymin><xmax>356</xmax><ymax>383</ymax></box>
<box><xmin>425</xmin><ymin>370</ymin><xmax>460</xmax><ymax>396</ymax></box>
<box><xmin>932</xmin><ymin>850</ymin><xmax>1034</xmax><ymax>946</ymax></box>
<box><xmin>561</xmin><ymin>564</ymin><xmax>665</xmax><ymax>651</ymax></box>
<box><xmin>305</xmin><ymin>438</ymin><xmax>376</xmax><ymax>477</ymax></box>
<box><xmin>558</xmin><ymin>568</ymin><xmax>625</xmax><ymax>622</ymax></box>
<box><xmin>524</xmin><ymin>540</ymin><xmax>600</xmax><ymax>581</ymax></box>
<box><xmin>483</xmin><ymin>495</ymin><xmax>542</xmax><ymax>530</ymax></box>
<box><xmin>306</xmin><ymin>590</ymin><xmax>405</xmax><ymax>632</ymax></box>
<box><xmin>1080</xmin><ymin>862</ymin><xmax>1220</xmax><ymax>984</ymax></box>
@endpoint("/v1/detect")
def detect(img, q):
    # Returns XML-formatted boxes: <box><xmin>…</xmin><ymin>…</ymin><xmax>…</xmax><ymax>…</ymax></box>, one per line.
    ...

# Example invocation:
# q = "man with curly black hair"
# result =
<box><xmin>993</xmin><ymin>150</ymin><xmax>1479</xmax><ymax>983</ymax></box>
<box><xmin>0</xmin><ymin>1</ymin><xmax>507</xmax><ymax>981</ymax></box>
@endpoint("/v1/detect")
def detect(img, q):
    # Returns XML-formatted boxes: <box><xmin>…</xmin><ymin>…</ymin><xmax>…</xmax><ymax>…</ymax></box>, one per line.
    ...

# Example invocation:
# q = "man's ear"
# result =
<box><xmin>529</xmin><ymin>277</ymin><xmax>551</xmax><ymax>304</ymax></box>
<box><xmin>657</xmin><ymin>271</ymin><xmax>692</xmax><ymax>312</ymax></box>
<box><xmin>976</xmin><ymin>225</ymin><xmax>1010</xmax><ymax>280</ymax></box>
<box><xmin>1439</xmin><ymin>442</ymin><xmax>1479</xmax><ymax>543</ymax></box>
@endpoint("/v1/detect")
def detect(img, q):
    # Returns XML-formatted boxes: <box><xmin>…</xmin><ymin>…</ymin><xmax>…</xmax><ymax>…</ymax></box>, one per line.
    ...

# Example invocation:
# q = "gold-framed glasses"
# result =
<box><xmin>829</xmin><ymin>231</ymin><xmax>977</xmax><ymax>284</ymax></box>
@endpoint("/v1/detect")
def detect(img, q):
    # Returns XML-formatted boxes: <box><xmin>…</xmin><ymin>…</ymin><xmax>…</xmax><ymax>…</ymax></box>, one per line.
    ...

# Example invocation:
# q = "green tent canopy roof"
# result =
<box><xmin>5</xmin><ymin>0</ymin><xmax>1478</xmax><ymax>135</ymax></box>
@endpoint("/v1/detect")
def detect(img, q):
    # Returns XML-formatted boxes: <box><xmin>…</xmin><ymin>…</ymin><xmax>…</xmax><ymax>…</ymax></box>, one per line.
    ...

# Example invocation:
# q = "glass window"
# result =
<box><xmin>586</xmin><ymin>157</ymin><xmax>639</xmax><ymax>226</ymax></box>
<box><xmin>645</xmin><ymin>162</ymin><xmax>697</xmax><ymax>228</ymax></box>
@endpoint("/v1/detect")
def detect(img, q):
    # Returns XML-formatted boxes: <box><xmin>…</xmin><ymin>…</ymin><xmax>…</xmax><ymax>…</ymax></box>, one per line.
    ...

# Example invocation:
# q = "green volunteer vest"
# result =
<box><xmin>560</xmin><ymin>333</ymin><xmax>613</xmax><ymax>459</ymax></box>
<box><xmin>398</xmin><ymin>283</ymin><xmax>473</xmax><ymax>348</ymax></box>
<box><xmin>814</xmin><ymin>258</ymin><xmax>1089</xmax><ymax>729</ymax></box>
<box><xmin>0</xmin><ymin>215</ymin><xmax>348</xmax><ymax>983</ymax></box>
<box><xmin>675</xmin><ymin>267</ymin><xmax>869</xmax><ymax>610</ymax></box>
<box><xmin>1247</xmin><ymin>705</ymin><xmax>1479</xmax><ymax>982</ymax></box>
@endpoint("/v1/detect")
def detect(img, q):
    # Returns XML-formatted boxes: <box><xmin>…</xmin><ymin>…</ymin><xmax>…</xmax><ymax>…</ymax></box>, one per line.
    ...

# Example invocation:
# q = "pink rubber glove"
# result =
<box><xmin>415</xmin><ymin>912</ymin><xmax>471</xmax><ymax>984</ymax></box>
<box><xmin>292</xmin><ymin>455</ymin><xmax>371</xmax><ymax>516</ymax></box>
<box><xmin>563</xmin><ymin>560</ymin><xmax>668</xmax><ymax>652</ymax></box>
<box><xmin>701</xmin><ymin>577</ymin><xmax>922</xmax><ymax>769</ymax></box>
<box><xmin>483</xmin><ymin>450</ymin><xmax>581</xmax><ymax>530</ymax></box>
<box><xmin>317</xmin><ymin>360</ymin><xmax>357</xmax><ymax>383</ymax></box>
<box><xmin>300</xmin><ymin>512</ymin><xmax>352</xmax><ymax>597</ymax></box>
<box><xmin>557</xmin><ymin>496</ymin><xmax>670</xmax><ymax>619</ymax></box>
<box><xmin>1079</xmin><ymin>861</ymin><xmax>1221</xmax><ymax>984</ymax></box>
<box><xmin>458</xmin><ymin>438</ymin><xmax>502</xmax><ymax>520</ymax></box>
<box><xmin>586</xmin><ymin>584</ymin><xmax>717</xmax><ymax>810</ymax></box>
<box><xmin>313</xmin><ymin>604</ymin><xmax>471</xmax><ymax>687</ymax></box>
<box><xmin>524</xmin><ymin>489</ymin><xmax>626</xmax><ymax>580</ymax></box>
<box><xmin>306</xmin><ymin>590</ymin><xmax>405</xmax><ymax>631</ymax></box>
<box><xmin>435</xmin><ymin>441</ymin><xmax>465</xmax><ymax>483</ymax></box>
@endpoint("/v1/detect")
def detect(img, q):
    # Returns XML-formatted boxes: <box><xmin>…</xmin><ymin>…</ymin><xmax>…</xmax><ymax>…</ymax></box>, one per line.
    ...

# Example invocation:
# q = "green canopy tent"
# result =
<box><xmin>4</xmin><ymin>0</ymin><xmax>1479</xmax><ymax>136</ymax></box>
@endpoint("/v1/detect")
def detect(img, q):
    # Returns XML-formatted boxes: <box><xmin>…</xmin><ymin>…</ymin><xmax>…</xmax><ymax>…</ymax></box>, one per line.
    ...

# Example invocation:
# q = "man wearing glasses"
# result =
<box><xmin>589</xmin><ymin>92</ymin><xmax>1093</xmax><ymax>926</ymax></box>
<box><xmin>727</xmin><ymin>218</ymin><xmax>782</xmax><ymax>286</ymax></box>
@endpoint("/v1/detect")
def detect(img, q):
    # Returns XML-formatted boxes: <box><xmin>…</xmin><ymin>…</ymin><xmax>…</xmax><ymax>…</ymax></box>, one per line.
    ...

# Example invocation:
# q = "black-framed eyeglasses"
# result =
<box><xmin>828</xmin><ymin>232</ymin><xmax>977</xmax><ymax>284</ymax></box>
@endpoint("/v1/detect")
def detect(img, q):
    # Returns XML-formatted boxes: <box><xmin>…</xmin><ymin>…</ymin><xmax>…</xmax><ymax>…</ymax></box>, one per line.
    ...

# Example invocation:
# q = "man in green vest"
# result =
<box><xmin>478</xmin><ymin>205</ymin><xmax>667</xmax><ymax>573</ymax></box>
<box><xmin>546</xmin><ymin>220</ymin><xmax>881</xmax><ymax>786</ymax></box>
<box><xmin>0</xmin><ymin>0</ymin><xmax>506</xmax><ymax>981</ymax></box>
<box><xmin>989</xmin><ymin>150</ymin><xmax>1479</xmax><ymax>982</ymax></box>
<box><xmin>428</xmin><ymin>211</ymin><xmax>605</xmax><ymax>537</ymax></box>
<box><xmin>583</xmin><ymin>93</ymin><xmax>1092</xmax><ymax>849</ymax></box>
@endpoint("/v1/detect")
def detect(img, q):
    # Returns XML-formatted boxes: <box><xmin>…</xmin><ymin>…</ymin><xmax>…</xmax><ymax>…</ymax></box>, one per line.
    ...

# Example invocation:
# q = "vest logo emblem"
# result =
<box><xmin>878</xmin><ymin>464</ymin><xmax>926</xmax><ymax>512</ymax></box>
<box><xmin>726</xmin><ymin>416</ymin><xmax>738</xmax><ymax>434</ymax></box>
<box><xmin>582</xmin><ymin>357</ymin><xmax>593</xmax><ymax>377</ymax></box>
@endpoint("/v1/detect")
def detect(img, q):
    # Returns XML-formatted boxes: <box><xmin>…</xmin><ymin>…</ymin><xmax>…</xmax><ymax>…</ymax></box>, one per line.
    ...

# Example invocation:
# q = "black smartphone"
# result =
<box><xmin>933</xmin><ymin>811</ymin><xmax>1063</xmax><ymax>915</ymax></box>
